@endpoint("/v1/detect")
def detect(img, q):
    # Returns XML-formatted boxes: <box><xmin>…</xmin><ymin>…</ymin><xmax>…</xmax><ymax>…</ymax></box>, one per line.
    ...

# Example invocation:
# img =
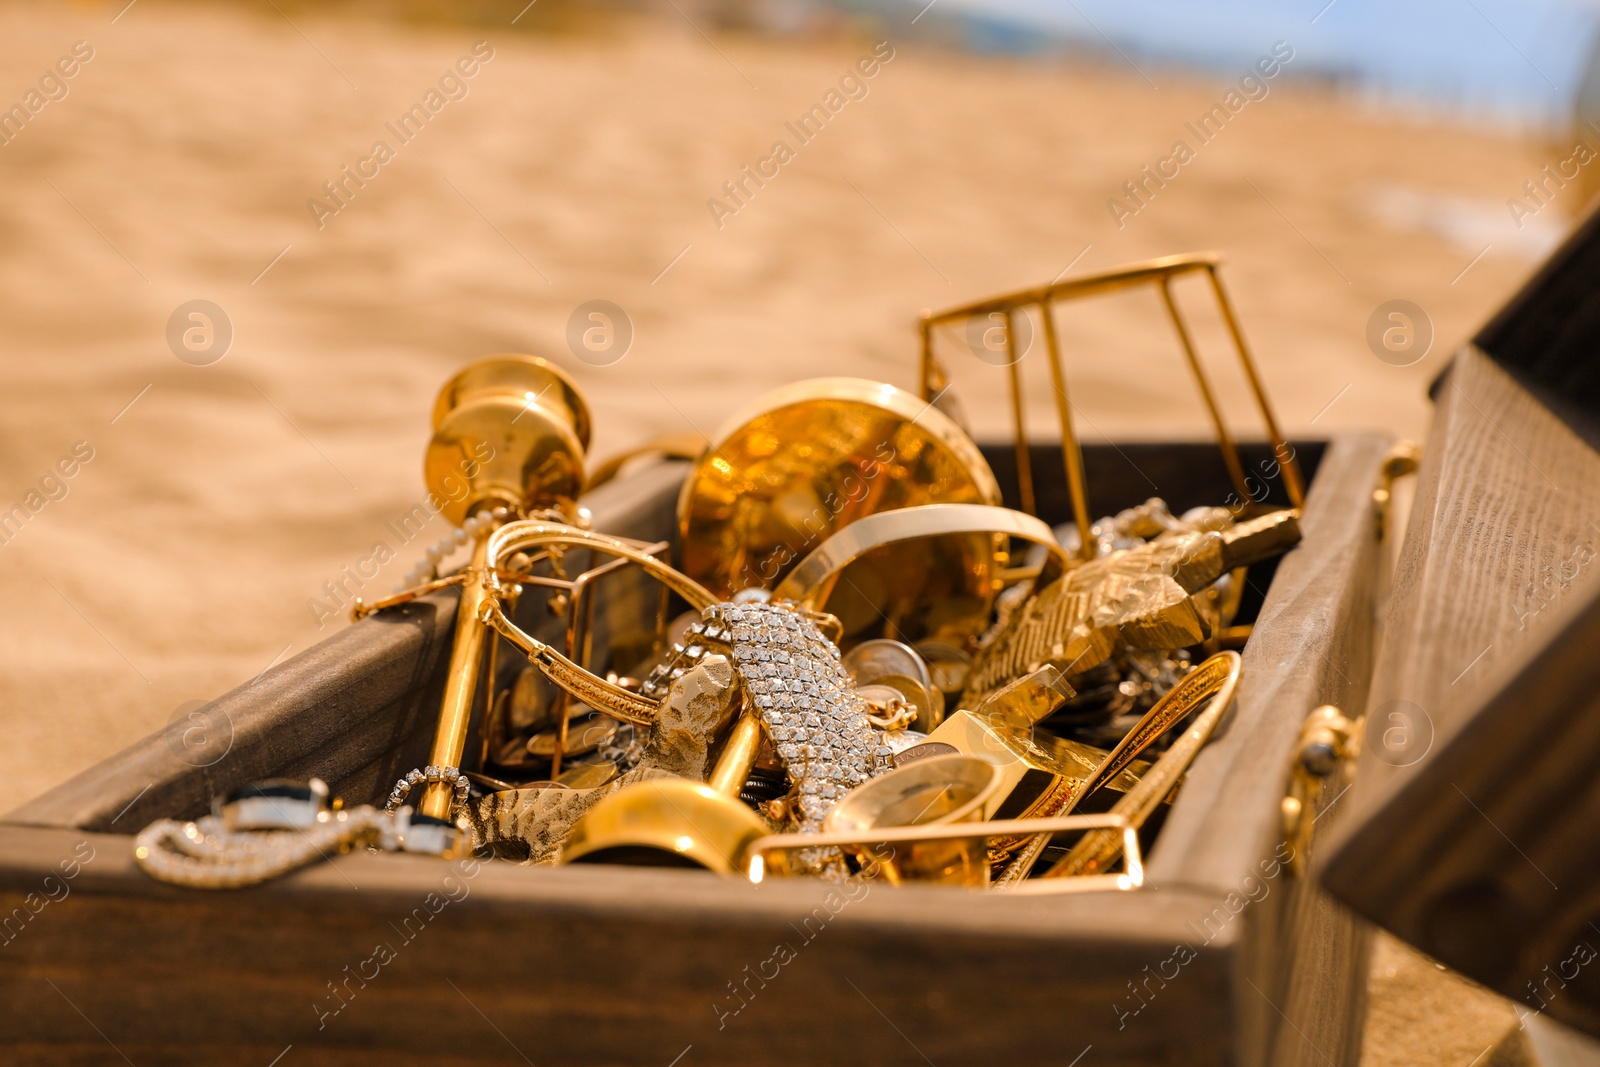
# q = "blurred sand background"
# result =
<box><xmin>0</xmin><ymin>0</ymin><xmax>1592</xmax><ymax>1061</ymax></box>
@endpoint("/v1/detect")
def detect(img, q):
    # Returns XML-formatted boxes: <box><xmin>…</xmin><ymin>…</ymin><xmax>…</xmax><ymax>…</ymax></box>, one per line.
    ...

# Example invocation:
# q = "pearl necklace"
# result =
<box><xmin>393</xmin><ymin>506</ymin><xmax>513</xmax><ymax>595</ymax></box>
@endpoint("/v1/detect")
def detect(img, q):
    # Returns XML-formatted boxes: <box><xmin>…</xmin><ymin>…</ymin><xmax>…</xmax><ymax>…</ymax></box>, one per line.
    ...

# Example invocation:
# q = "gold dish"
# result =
<box><xmin>677</xmin><ymin>378</ymin><xmax>1005</xmax><ymax>643</ymax></box>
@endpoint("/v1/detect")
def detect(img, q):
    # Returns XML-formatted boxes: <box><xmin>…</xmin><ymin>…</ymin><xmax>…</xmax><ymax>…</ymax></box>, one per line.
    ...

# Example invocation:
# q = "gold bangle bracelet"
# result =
<box><xmin>772</xmin><ymin>503</ymin><xmax>1071</xmax><ymax>607</ymax></box>
<box><xmin>482</xmin><ymin>522</ymin><xmax>720</xmax><ymax>725</ymax></box>
<box><xmin>481</xmin><ymin>602</ymin><xmax>660</xmax><ymax>725</ymax></box>
<box><xmin>487</xmin><ymin>521</ymin><xmax>720</xmax><ymax>609</ymax></box>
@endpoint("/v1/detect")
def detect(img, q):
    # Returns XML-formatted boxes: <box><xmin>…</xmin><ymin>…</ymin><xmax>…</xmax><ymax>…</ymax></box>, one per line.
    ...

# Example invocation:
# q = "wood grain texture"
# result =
<box><xmin>0</xmin><ymin>825</ymin><xmax>1241</xmax><ymax>1067</ymax></box>
<box><xmin>1148</xmin><ymin>433</ymin><xmax>1388</xmax><ymax>888</ymax></box>
<box><xmin>0</xmin><ymin>441</ymin><xmax>1383</xmax><ymax>1066</ymax></box>
<box><xmin>1136</xmin><ymin>433</ymin><xmax>1390</xmax><ymax>1067</ymax></box>
<box><xmin>1323</xmin><ymin>347</ymin><xmax>1600</xmax><ymax>1037</ymax></box>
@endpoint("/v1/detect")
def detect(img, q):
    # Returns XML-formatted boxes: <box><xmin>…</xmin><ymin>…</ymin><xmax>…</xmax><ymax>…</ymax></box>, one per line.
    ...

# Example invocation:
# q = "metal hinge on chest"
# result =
<box><xmin>1281</xmin><ymin>704</ymin><xmax>1361</xmax><ymax>877</ymax></box>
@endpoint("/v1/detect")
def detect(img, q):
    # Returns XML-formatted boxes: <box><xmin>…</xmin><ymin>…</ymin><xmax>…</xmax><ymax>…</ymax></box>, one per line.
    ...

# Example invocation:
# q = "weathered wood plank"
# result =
<box><xmin>1323</xmin><ymin>347</ymin><xmax>1600</xmax><ymax>1038</ymax></box>
<box><xmin>1149</xmin><ymin>432</ymin><xmax>1388</xmax><ymax>888</ymax></box>
<box><xmin>1134</xmin><ymin>433</ymin><xmax>1389</xmax><ymax>1067</ymax></box>
<box><xmin>1473</xmin><ymin>201</ymin><xmax>1600</xmax><ymax>449</ymax></box>
<box><xmin>0</xmin><ymin>825</ymin><xmax>1239</xmax><ymax>1067</ymax></box>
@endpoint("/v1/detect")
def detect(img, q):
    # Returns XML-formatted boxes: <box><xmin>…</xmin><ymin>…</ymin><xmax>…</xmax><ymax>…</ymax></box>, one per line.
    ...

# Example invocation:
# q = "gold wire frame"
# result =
<box><xmin>510</xmin><ymin>538</ymin><xmax>672</xmax><ymax>776</ymax></box>
<box><xmin>743</xmin><ymin>812</ymin><xmax>1145</xmax><ymax>893</ymax></box>
<box><xmin>918</xmin><ymin>252</ymin><xmax>1305</xmax><ymax>560</ymax></box>
<box><xmin>360</xmin><ymin>536</ymin><xmax>672</xmax><ymax>778</ymax></box>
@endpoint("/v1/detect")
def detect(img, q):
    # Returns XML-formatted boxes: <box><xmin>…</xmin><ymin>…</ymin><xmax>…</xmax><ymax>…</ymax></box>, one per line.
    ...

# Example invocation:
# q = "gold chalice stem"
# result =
<box><xmin>558</xmin><ymin>703</ymin><xmax>769</xmax><ymax>872</ymax></box>
<box><xmin>708</xmin><ymin>707</ymin><xmax>764</xmax><ymax>796</ymax></box>
<box><xmin>419</xmin><ymin>523</ymin><xmax>495</xmax><ymax>820</ymax></box>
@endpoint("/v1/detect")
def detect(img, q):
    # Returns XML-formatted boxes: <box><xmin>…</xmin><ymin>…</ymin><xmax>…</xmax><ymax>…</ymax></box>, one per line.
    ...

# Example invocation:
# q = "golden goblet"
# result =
<box><xmin>560</xmin><ymin>709</ymin><xmax>769</xmax><ymax>873</ymax></box>
<box><xmin>425</xmin><ymin>354</ymin><xmax>591</xmax><ymax>527</ymax></box>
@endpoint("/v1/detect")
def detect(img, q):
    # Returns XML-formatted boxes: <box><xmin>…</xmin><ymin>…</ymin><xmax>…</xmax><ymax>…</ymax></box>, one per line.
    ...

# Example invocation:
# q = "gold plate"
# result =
<box><xmin>677</xmin><ymin>378</ymin><xmax>1004</xmax><ymax>642</ymax></box>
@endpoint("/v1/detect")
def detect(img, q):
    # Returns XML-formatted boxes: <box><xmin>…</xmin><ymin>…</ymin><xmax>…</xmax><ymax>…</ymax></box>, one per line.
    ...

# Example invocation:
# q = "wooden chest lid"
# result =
<box><xmin>1322</xmin><ymin>205</ymin><xmax>1600</xmax><ymax>1037</ymax></box>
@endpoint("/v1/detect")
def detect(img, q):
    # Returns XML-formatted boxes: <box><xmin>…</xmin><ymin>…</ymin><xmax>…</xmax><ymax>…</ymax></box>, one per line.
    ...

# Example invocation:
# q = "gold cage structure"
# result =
<box><xmin>918</xmin><ymin>251</ymin><xmax>1305</xmax><ymax>560</ymax></box>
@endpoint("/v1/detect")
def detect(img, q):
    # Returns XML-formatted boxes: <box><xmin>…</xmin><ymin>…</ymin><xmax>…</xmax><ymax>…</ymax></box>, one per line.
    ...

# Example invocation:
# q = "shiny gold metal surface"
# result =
<box><xmin>482</xmin><ymin>522</ymin><xmax>720</xmax><ymax>727</ymax></box>
<box><xmin>413</xmin><ymin>356</ymin><xmax>598</xmax><ymax>818</ymax></box>
<box><xmin>677</xmin><ymin>378</ymin><xmax>1004</xmax><ymax>641</ymax></box>
<box><xmin>526</xmin><ymin>714</ymin><xmax>619</xmax><ymax>759</ymax></box>
<box><xmin>1373</xmin><ymin>439</ymin><xmax>1422</xmax><ymax>541</ymax></box>
<box><xmin>393</xmin><ymin>350</ymin><xmax>697</xmax><ymax>820</ymax></box>
<box><xmin>495</xmin><ymin>522</ymin><xmax>675</xmax><ymax>774</ymax></box>
<box><xmin>508</xmin><ymin>666</ymin><xmax>549</xmax><ymax>730</ymax></box>
<box><xmin>558</xmin><ymin>777</ymin><xmax>766</xmax><ymax>872</ymax></box>
<box><xmin>819</xmin><ymin>754</ymin><xmax>1001</xmax><ymax>885</ymax></box>
<box><xmin>903</xmin><ymin>706</ymin><xmax>1146</xmax><ymax>824</ymax></box>
<box><xmin>706</xmin><ymin>707</ymin><xmax>764</xmax><ymax>797</ymax></box>
<box><xmin>430</xmin><ymin>354</ymin><xmax>592</xmax><ymax>441</ymax></box>
<box><xmin>555</xmin><ymin>761</ymin><xmax>620</xmax><ymax>790</ymax></box>
<box><xmin>561</xmin><ymin>708</ymin><xmax>768</xmax><ymax>873</ymax></box>
<box><xmin>425</xmin><ymin>354</ymin><xmax>591</xmax><ymax>527</ymax></box>
<box><xmin>1280</xmin><ymin>703</ymin><xmax>1359</xmax><ymax>877</ymax></box>
<box><xmin>843</xmin><ymin>639</ymin><xmax>945</xmax><ymax>733</ymax></box>
<box><xmin>1044</xmin><ymin>650</ymin><xmax>1242</xmax><ymax>879</ymax></box>
<box><xmin>972</xmin><ymin>665</ymin><xmax>1077</xmax><ymax>726</ymax></box>
<box><xmin>995</xmin><ymin>649</ymin><xmax>1248</xmax><ymax>883</ymax></box>
<box><xmin>747</xmin><ymin>812</ymin><xmax>1145</xmax><ymax>893</ymax></box>
<box><xmin>915</xmin><ymin>639</ymin><xmax>973</xmax><ymax>700</ymax></box>
<box><xmin>419</xmin><ymin>519</ymin><xmax>495</xmax><ymax>819</ymax></box>
<box><xmin>962</xmin><ymin>509</ymin><xmax>1300</xmax><ymax>705</ymax></box>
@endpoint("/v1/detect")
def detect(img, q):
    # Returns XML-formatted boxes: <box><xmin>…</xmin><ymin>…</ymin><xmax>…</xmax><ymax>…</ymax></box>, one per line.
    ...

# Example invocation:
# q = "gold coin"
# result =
<box><xmin>556</xmin><ymin>761</ymin><xmax>619</xmax><ymax>789</ymax></box>
<box><xmin>526</xmin><ymin>715</ymin><xmax>620</xmax><ymax>758</ymax></box>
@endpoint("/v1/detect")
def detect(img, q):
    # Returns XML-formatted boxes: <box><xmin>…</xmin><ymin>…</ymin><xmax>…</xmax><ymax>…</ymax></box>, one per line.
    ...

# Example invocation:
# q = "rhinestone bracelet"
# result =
<box><xmin>712</xmin><ymin>601</ymin><xmax>893</xmax><ymax>832</ymax></box>
<box><xmin>384</xmin><ymin>765</ymin><xmax>471</xmax><ymax>816</ymax></box>
<box><xmin>135</xmin><ymin>778</ymin><xmax>462</xmax><ymax>890</ymax></box>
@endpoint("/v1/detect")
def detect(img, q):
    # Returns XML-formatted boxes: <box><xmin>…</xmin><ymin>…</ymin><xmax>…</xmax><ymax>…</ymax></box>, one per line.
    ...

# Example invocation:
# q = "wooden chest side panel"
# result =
<box><xmin>0</xmin><ymin>825</ymin><xmax>1241</xmax><ymax>1067</ymax></box>
<box><xmin>1113</xmin><ymin>432</ymin><xmax>1388</xmax><ymax>1067</ymax></box>
<box><xmin>1147</xmin><ymin>432</ymin><xmax>1389</xmax><ymax>891</ymax></box>
<box><xmin>1346</xmin><ymin>347</ymin><xmax>1600</xmax><ymax>807</ymax></box>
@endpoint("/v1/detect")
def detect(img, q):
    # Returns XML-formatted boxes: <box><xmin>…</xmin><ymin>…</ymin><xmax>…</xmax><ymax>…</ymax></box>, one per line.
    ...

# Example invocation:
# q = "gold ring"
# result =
<box><xmin>773</xmin><ymin>503</ymin><xmax>1070</xmax><ymax>608</ymax></box>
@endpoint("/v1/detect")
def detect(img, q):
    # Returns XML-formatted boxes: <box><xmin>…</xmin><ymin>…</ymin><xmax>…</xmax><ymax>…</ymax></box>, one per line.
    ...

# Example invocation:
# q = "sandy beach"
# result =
<box><xmin>0</xmin><ymin>2</ymin><xmax>1584</xmax><ymax>1060</ymax></box>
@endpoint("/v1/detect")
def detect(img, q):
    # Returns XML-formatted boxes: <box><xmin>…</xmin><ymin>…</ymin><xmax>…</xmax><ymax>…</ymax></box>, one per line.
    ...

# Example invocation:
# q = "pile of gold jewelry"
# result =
<box><xmin>136</xmin><ymin>253</ymin><xmax>1303</xmax><ymax>892</ymax></box>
